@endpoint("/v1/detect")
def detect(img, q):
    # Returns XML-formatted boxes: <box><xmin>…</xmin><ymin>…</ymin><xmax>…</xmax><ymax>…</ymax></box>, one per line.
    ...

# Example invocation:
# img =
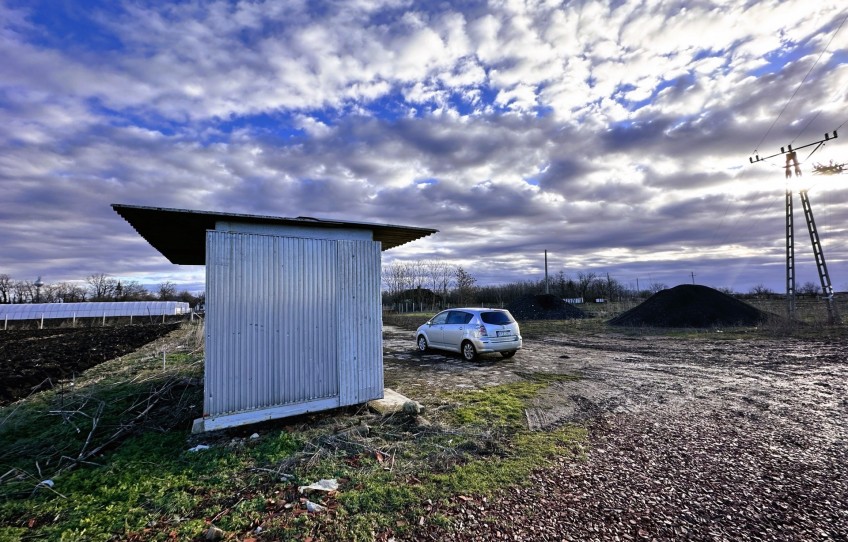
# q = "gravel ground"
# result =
<box><xmin>405</xmin><ymin>410</ymin><xmax>846</xmax><ymax>541</ymax></box>
<box><xmin>383</xmin><ymin>327</ymin><xmax>848</xmax><ymax>541</ymax></box>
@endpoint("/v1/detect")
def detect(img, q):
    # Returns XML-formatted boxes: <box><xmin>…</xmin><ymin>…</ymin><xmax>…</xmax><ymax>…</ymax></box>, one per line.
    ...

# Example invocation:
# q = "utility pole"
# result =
<box><xmin>544</xmin><ymin>250</ymin><xmax>549</xmax><ymax>294</ymax></box>
<box><xmin>749</xmin><ymin>131</ymin><xmax>841</xmax><ymax>324</ymax></box>
<box><xmin>690</xmin><ymin>272</ymin><xmax>695</xmax><ymax>285</ymax></box>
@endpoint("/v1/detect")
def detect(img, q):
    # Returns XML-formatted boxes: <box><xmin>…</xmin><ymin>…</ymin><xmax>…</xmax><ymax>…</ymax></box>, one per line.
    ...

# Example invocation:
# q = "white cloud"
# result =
<box><xmin>1</xmin><ymin>0</ymin><xmax>847</xmax><ymax>292</ymax></box>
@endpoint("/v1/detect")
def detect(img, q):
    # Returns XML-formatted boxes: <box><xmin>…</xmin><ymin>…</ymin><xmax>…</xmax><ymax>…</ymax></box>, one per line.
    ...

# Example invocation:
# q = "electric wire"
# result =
<box><xmin>752</xmin><ymin>10</ymin><xmax>848</xmax><ymax>154</ymax></box>
<box><xmin>724</xmin><ymin>13</ymin><xmax>848</xmax><ymax>290</ymax></box>
<box><xmin>791</xmin><ymin>11</ymin><xmax>848</xmax><ymax>144</ymax></box>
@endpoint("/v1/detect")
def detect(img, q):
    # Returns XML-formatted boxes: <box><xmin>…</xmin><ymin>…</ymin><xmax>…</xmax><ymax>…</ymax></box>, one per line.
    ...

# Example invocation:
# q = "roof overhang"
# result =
<box><xmin>112</xmin><ymin>204</ymin><xmax>437</xmax><ymax>265</ymax></box>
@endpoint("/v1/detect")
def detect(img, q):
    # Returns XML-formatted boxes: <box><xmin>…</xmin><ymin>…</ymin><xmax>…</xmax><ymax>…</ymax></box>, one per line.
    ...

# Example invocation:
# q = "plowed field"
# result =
<box><xmin>0</xmin><ymin>324</ymin><xmax>180</xmax><ymax>404</ymax></box>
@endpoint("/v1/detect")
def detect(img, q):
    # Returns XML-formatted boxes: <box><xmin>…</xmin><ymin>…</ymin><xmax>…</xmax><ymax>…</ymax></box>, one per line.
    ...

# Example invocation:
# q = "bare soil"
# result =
<box><xmin>3</xmin><ymin>322</ymin><xmax>846</xmax><ymax>540</ymax></box>
<box><xmin>383</xmin><ymin>326</ymin><xmax>848</xmax><ymax>540</ymax></box>
<box><xmin>0</xmin><ymin>323</ymin><xmax>181</xmax><ymax>405</ymax></box>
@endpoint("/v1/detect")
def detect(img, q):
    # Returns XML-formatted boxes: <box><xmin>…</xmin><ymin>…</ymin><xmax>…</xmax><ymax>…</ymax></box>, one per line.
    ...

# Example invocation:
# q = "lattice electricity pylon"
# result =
<box><xmin>799</xmin><ymin>190</ymin><xmax>840</xmax><ymax>324</ymax></box>
<box><xmin>749</xmin><ymin>131</ymin><xmax>841</xmax><ymax>324</ymax></box>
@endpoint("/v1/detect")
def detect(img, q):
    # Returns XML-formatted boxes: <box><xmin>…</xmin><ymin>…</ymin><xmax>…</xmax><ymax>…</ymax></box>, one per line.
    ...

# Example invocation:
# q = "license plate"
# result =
<box><xmin>497</xmin><ymin>330</ymin><xmax>511</xmax><ymax>337</ymax></box>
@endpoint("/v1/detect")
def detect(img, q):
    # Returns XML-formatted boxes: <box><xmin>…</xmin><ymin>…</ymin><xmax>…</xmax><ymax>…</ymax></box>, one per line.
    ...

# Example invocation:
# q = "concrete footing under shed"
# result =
<box><xmin>367</xmin><ymin>388</ymin><xmax>423</xmax><ymax>415</ymax></box>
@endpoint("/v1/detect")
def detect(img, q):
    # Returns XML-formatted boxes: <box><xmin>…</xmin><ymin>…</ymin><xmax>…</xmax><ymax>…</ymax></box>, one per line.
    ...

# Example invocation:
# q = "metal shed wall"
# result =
<box><xmin>201</xmin><ymin>229</ymin><xmax>383</xmax><ymax>431</ymax></box>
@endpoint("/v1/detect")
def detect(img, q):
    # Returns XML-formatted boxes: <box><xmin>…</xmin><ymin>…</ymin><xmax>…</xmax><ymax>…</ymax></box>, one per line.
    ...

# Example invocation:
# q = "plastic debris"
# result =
<box><xmin>305</xmin><ymin>500</ymin><xmax>326</xmax><ymax>513</ymax></box>
<box><xmin>249</xmin><ymin>433</ymin><xmax>260</xmax><ymax>439</ymax></box>
<box><xmin>37</xmin><ymin>480</ymin><xmax>54</xmax><ymax>488</ymax></box>
<box><xmin>298</xmin><ymin>478</ymin><xmax>338</xmax><ymax>493</ymax></box>
<box><xmin>188</xmin><ymin>444</ymin><xmax>210</xmax><ymax>453</ymax></box>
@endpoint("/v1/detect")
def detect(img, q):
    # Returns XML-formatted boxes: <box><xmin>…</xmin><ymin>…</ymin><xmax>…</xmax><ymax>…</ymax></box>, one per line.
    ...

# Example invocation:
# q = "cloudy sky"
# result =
<box><xmin>3</xmin><ymin>0</ymin><xmax>848</xmax><ymax>295</ymax></box>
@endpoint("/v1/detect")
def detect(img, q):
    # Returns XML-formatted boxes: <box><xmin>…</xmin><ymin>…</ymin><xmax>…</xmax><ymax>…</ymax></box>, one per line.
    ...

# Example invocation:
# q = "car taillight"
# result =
<box><xmin>477</xmin><ymin>324</ymin><xmax>488</xmax><ymax>337</ymax></box>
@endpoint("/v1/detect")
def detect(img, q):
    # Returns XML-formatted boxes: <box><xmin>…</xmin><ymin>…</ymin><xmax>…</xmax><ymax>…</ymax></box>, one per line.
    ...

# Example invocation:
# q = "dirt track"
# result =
<box><xmin>383</xmin><ymin>326</ymin><xmax>848</xmax><ymax>540</ymax></box>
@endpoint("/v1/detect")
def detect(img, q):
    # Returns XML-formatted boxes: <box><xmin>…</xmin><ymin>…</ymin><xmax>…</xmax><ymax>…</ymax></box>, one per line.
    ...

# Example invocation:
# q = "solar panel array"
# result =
<box><xmin>0</xmin><ymin>301</ymin><xmax>191</xmax><ymax>321</ymax></box>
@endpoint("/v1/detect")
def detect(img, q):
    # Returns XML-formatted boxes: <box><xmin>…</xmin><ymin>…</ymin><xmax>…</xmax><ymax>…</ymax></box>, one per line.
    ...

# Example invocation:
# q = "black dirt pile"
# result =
<box><xmin>507</xmin><ymin>294</ymin><xmax>587</xmax><ymax>321</ymax></box>
<box><xmin>608</xmin><ymin>284</ymin><xmax>768</xmax><ymax>328</ymax></box>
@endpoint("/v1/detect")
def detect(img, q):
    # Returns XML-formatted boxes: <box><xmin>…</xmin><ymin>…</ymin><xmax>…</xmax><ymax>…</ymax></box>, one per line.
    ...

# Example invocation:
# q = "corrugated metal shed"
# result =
<box><xmin>113</xmin><ymin>204</ymin><xmax>436</xmax><ymax>432</ymax></box>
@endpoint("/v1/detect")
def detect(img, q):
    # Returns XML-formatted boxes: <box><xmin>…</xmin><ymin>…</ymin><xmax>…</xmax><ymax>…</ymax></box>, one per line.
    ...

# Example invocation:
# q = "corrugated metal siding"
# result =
<box><xmin>337</xmin><ymin>240</ymin><xmax>383</xmax><ymax>406</ymax></box>
<box><xmin>205</xmin><ymin>231</ymin><xmax>382</xmax><ymax>420</ymax></box>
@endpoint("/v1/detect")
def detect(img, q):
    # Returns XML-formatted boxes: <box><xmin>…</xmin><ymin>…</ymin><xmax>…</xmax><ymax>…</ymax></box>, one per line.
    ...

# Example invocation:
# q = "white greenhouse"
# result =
<box><xmin>0</xmin><ymin>301</ymin><xmax>190</xmax><ymax>326</ymax></box>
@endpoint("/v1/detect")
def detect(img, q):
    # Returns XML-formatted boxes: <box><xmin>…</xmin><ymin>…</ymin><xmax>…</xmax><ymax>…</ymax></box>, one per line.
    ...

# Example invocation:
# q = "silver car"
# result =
<box><xmin>415</xmin><ymin>308</ymin><xmax>522</xmax><ymax>361</ymax></box>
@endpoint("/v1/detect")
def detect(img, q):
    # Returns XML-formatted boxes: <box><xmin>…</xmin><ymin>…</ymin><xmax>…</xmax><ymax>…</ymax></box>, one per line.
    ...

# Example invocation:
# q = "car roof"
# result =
<box><xmin>447</xmin><ymin>308</ymin><xmax>508</xmax><ymax>312</ymax></box>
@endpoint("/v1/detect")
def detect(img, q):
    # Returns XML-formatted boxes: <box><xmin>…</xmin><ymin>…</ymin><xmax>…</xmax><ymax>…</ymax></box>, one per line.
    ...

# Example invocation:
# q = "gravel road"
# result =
<box><xmin>383</xmin><ymin>327</ymin><xmax>848</xmax><ymax>541</ymax></box>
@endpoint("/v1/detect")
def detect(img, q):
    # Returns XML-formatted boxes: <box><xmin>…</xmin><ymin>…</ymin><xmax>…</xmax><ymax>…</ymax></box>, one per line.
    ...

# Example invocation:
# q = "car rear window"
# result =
<box><xmin>481</xmin><ymin>311</ymin><xmax>514</xmax><ymax>325</ymax></box>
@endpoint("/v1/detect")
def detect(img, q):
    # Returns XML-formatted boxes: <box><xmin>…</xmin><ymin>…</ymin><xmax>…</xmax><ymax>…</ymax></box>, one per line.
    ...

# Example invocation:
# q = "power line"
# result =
<box><xmin>791</xmin><ymin>11</ymin><xmax>848</xmax><ymax>144</ymax></box>
<box><xmin>752</xmin><ymin>10</ymin><xmax>848</xmax><ymax>154</ymax></box>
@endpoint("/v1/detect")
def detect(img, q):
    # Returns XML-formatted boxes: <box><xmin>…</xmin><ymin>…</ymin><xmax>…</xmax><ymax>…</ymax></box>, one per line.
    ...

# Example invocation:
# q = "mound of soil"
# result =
<box><xmin>608</xmin><ymin>284</ymin><xmax>768</xmax><ymax>328</ymax></box>
<box><xmin>0</xmin><ymin>323</ymin><xmax>180</xmax><ymax>404</ymax></box>
<box><xmin>507</xmin><ymin>294</ymin><xmax>587</xmax><ymax>321</ymax></box>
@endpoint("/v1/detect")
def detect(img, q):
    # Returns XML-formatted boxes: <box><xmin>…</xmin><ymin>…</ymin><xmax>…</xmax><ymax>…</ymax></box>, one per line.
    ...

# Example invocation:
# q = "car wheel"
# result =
<box><xmin>461</xmin><ymin>341</ymin><xmax>477</xmax><ymax>361</ymax></box>
<box><xmin>501</xmin><ymin>350</ymin><xmax>517</xmax><ymax>358</ymax></box>
<box><xmin>417</xmin><ymin>335</ymin><xmax>428</xmax><ymax>352</ymax></box>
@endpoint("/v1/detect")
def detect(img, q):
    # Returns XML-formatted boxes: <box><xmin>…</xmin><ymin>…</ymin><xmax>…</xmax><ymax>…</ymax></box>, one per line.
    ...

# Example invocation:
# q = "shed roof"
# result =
<box><xmin>112</xmin><ymin>204</ymin><xmax>437</xmax><ymax>265</ymax></box>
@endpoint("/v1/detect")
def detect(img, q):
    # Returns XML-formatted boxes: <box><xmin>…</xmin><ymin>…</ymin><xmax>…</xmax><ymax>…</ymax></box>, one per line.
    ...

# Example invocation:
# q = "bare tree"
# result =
<box><xmin>13</xmin><ymin>280</ymin><xmax>35</xmax><ymax>303</ymax></box>
<box><xmin>454</xmin><ymin>267</ymin><xmax>477</xmax><ymax>305</ymax></box>
<box><xmin>577</xmin><ymin>272</ymin><xmax>597</xmax><ymax>300</ymax></box>
<box><xmin>382</xmin><ymin>262</ymin><xmax>408</xmax><ymax>308</ymax></box>
<box><xmin>648</xmin><ymin>282</ymin><xmax>668</xmax><ymax>294</ymax></box>
<box><xmin>405</xmin><ymin>260</ymin><xmax>427</xmax><ymax>309</ymax></box>
<box><xmin>87</xmin><ymin>273</ymin><xmax>118</xmax><ymax>301</ymax></box>
<box><xmin>425</xmin><ymin>261</ymin><xmax>452</xmax><ymax>310</ymax></box>
<box><xmin>797</xmin><ymin>281</ymin><xmax>820</xmax><ymax>297</ymax></box>
<box><xmin>436</xmin><ymin>263</ymin><xmax>454</xmax><ymax>307</ymax></box>
<box><xmin>53</xmin><ymin>282</ymin><xmax>87</xmax><ymax>302</ymax></box>
<box><xmin>41</xmin><ymin>283</ymin><xmax>63</xmax><ymax>303</ymax></box>
<box><xmin>749</xmin><ymin>284</ymin><xmax>773</xmax><ymax>297</ymax></box>
<box><xmin>0</xmin><ymin>274</ymin><xmax>12</xmax><ymax>303</ymax></box>
<box><xmin>158</xmin><ymin>281</ymin><xmax>178</xmax><ymax>301</ymax></box>
<box><xmin>121</xmin><ymin>281</ymin><xmax>150</xmax><ymax>300</ymax></box>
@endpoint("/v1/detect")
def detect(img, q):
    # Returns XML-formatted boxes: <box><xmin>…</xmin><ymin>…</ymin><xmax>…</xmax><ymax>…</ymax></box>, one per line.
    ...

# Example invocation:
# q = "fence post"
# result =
<box><xmin>40</xmin><ymin>314</ymin><xmax>44</xmax><ymax>329</ymax></box>
<box><xmin>102</xmin><ymin>312</ymin><xmax>106</xmax><ymax>326</ymax></box>
<box><xmin>73</xmin><ymin>312</ymin><xmax>76</xmax><ymax>327</ymax></box>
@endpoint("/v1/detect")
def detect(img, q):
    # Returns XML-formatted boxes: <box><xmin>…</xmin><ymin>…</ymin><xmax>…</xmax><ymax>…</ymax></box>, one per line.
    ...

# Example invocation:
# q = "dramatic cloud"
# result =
<box><xmin>1</xmin><ymin>0</ymin><xmax>847</xmax><ymax>294</ymax></box>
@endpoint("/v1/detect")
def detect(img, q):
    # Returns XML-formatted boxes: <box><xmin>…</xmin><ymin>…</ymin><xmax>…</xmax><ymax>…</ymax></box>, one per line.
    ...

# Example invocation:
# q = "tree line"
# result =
<box><xmin>382</xmin><ymin>261</ymin><xmax>828</xmax><ymax>312</ymax></box>
<box><xmin>0</xmin><ymin>273</ymin><xmax>204</xmax><ymax>306</ymax></box>
<box><xmin>381</xmin><ymin>261</ymin><xmax>672</xmax><ymax>312</ymax></box>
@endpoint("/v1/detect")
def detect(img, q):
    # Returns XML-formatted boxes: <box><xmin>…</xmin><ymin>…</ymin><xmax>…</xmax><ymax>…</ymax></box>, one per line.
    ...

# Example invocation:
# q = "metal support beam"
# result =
<box><xmin>749</xmin><ymin>131</ymin><xmax>838</xmax><ymax>164</ymax></box>
<box><xmin>786</xmin><ymin>189</ymin><xmax>796</xmax><ymax>320</ymax></box>
<box><xmin>799</xmin><ymin>190</ymin><xmax>840</xmax><ymax>325</ymax></box>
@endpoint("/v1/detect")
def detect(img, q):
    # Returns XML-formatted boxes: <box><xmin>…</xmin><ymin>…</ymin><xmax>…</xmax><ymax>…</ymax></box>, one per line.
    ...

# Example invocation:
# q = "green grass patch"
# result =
<box><xmin>445</xmin><ymin>374</ymin><xmax>576</xmax><ymax>429</ymax></box>
<box><xmin>1</xmin><ymin>322</ymin><xmax>585</xmax><ymax>541</ymax></box>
